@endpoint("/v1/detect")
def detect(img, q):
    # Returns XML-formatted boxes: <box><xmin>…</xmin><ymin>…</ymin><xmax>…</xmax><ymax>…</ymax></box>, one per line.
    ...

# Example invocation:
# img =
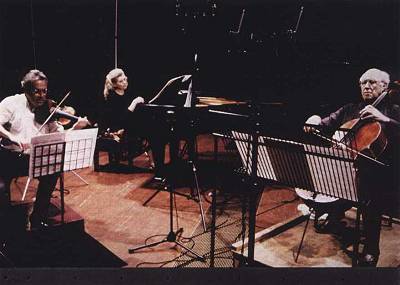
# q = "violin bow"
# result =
<box><xmin>36</xmin><ymin>91</ymin><xmax>71</xmax><ymax>134</ymax></box>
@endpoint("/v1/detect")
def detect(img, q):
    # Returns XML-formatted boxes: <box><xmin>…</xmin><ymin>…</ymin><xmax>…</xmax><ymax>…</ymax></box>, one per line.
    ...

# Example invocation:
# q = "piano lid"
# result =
<box><xmin>148</xmin><ymin>75</ymin><xmax>192</xmax><ymax>107</ymax></box>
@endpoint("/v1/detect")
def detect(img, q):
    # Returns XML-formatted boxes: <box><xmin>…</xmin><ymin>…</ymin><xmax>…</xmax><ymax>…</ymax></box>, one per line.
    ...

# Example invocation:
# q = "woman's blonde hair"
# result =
<box><xmin>103</xmin><ymin>68</ymin><xmax>126</xmax><ymax>100</ymax></box>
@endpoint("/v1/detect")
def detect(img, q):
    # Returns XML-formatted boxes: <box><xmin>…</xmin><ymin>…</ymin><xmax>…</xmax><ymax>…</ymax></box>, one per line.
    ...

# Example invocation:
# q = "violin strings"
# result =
<box><xmin>36</xmin><ymin>92</ymin><xmax>72</xmax><ymax>134</ymax></box>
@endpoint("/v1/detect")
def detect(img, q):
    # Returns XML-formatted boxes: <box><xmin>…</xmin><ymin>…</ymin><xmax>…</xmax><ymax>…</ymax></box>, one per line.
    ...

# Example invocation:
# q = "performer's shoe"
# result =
<box><xmin>153</xmin><ymin>168</ymin><xmax>166</xmax><ymax>181</ymax></box>
<box><xmin>314</xmin><ymin>219</ymin><xmax>346</xmax><ymax>235</ymax></box>
<box><xmin>29</xmin><ymin>216</ymin><xmax>50</xmax><ymax>231</ymax></box>
<box><xmin>359</xmin><ymin>253</ymin><xmax>379</xmax><ymax>267</ymax></box>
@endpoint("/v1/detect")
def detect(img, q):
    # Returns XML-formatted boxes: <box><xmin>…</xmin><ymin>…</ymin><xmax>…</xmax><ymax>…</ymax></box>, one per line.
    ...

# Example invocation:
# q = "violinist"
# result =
<box><xmin>0</xmin><ymin>69</ymin><xmax>89</xmax><ymax>231</ymax></box>
<box><xmin>96</xmin><ymin>68</ymin><xmax>144</xmax><ymax>170</ymax></box>
<box><xmin>304</xmin><ymin>68</ymin><xmax>400</xmax><ymax>266</ymax></box>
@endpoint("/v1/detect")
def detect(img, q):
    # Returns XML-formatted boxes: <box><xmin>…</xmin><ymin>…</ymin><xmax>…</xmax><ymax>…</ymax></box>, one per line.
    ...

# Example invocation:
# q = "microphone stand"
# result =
<box><xmin>184</xmin><ymin>53</ymin><xmax>207</xmax><ymax>232</ymax></box>
<box><xmin>128</xmin><ymin>110</ymin><xmax>205</xmax><ymax>261</ymax></box>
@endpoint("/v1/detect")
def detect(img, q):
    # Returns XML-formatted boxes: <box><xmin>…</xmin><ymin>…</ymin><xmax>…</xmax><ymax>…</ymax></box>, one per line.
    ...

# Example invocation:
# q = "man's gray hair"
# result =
<box><xmin>359</xmin><ymin>68</ymin><xmax>390</xmax><ymax>87</ymax></box>
<box><xmin>21</xmin><ymin>69</ymin><xmax>48</xmax><ymax>93</ymax></box>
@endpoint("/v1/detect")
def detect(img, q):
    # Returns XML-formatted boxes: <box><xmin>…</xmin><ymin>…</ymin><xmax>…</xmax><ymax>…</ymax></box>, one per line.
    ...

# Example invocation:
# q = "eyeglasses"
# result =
<box><xmin>32</xmin><ymin>88</ymin><xmax>48</xmax><ymax>95</ymax></box>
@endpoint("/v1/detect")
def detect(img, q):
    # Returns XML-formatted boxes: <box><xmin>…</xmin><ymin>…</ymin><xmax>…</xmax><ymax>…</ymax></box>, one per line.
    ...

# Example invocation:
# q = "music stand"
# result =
<box><xmin>228</xmin><ymin>127</ymin><xmax>376</xmax><ymax>266</ymax></box>
<box><xmin>29</xmin><ymin>128</ymin><xmax>98</xmax><ymax>223</ymax></box>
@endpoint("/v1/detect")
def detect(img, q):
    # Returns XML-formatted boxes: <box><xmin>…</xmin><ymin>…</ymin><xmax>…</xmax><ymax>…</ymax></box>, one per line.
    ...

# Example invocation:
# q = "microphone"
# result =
<box><xmin>50</xmin><ymin>107</ymin><xmax>79</xmax><ymax>122</ymax></box>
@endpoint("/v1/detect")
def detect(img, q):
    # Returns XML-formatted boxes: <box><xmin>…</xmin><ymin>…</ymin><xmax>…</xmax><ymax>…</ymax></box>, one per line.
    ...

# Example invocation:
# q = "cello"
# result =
<box><xmin>334</xmin><ymin>80</ymin><xmax>400</xmax><ymax>161</ymax></box>
<box><xmin>332</xmin><ymin>89</ymin><xmax>390</xmax><ymax>162</ymax></box>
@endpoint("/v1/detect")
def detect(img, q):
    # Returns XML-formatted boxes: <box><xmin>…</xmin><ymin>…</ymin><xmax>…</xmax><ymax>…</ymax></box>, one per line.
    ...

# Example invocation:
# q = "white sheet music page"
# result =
<box><xmin>64</xmin><ymin>128</ymin><xmax>98</xmax><ymax>171</ymax></box>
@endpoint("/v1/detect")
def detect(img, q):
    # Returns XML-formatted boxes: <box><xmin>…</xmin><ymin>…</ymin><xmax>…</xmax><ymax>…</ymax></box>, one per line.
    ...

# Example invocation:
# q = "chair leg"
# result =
<box><xmin>93</xmin><ymin>148</ymin><xmax>100</xmax><ymax>171</ymax></box>
<box><xmin>352</xmin><ymin>207</ymin><xmax>362</xmax><ymax>267</ymax></box>
<box><xmin>144</xmin><ymin>151</ymin><xmax>155</xmax><ymax>169</ymax></box>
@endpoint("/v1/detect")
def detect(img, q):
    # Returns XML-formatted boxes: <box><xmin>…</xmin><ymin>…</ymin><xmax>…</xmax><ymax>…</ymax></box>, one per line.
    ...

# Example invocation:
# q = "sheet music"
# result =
<box><xmin>29</xmin><ymin>128</ymin><xmax>98</xmax><ymax>178</ymax></box>
<box><xmin>232</xmin><ymin>131</ymin><xmax>277</xmax><ymax>180</ymax></box>
<box><xmin>231</xmin><ymin>131</ymin><xmax>358</xmax><ymax>202</ymax></box>
<box><xmin>29</xmin><ymin>132</ymin><xmax>66</xmax><ymax>178</ymax></box>
<box><xmin>303</xmin><ymin>144</ymin><xmax>358</xmax><ymax>202</ymax></box>
<box><xmin>64</xmin><ymin>128</ymin><xmax>98</xmax><ymax>171</ymax></box>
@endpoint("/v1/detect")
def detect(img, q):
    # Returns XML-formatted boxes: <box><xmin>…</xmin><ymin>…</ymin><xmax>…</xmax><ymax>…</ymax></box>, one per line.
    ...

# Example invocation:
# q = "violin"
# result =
<box><xmin>57</xmin><ymin>106</ymin><xmax>76</xmax><ymax>126</ymax></box>
<box><xmin>34</xmin><ymin>98</ymin><xmax>91</xmax><ymax>130</ymax></box>
<box><xmin>34</xmin><ymin>99</ymin><xmax>80</xmax><ymax>125</ymax></box>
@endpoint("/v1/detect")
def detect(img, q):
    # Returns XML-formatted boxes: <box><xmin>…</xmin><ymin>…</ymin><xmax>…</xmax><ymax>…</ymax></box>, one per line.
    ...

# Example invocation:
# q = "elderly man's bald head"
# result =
<box><xmin>359</xmin><ymin>68</ymin><xmax>390</xmax><ymax>102</ymax></box>
<box><xmin>360</xmin><ymin>68</ymin><xmax>390</xmax><ymax>87</ymax></box>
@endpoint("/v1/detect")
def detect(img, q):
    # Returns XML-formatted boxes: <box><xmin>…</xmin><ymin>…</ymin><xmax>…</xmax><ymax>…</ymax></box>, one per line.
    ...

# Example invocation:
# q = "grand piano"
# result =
<box><xmin>130</xmin><ymin>74</ymin><xmax>308</xmax><ymax>147</ymax></box>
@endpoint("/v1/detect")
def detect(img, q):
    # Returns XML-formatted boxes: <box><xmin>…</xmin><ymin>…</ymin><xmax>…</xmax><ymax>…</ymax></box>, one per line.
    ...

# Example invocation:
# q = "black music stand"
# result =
<box><xmin>29</xmin><ymin>129</ymin><xmax>98</xmax><ymax>224</ymax></box>
<box><xmin>30</xmin><ymin>135</ymin><xmax>67</xmax><ymax>223</ymax></box>
<box><xmin>230</xmin><ymin>128</ymin><xmax>373</xmax><ymax>266</ymax></box>
<box><xmin>128</xmin><ymin>175</ymin><xmax>205</xmax><ymax>261</ymax></box>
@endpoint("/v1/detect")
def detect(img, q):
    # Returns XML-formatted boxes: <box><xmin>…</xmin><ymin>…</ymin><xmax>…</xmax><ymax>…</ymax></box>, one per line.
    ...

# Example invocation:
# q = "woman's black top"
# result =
<box><xmin>100</xmin><ymin>90</ymin><xmax>133</xmax><ymax>133</ymax></box>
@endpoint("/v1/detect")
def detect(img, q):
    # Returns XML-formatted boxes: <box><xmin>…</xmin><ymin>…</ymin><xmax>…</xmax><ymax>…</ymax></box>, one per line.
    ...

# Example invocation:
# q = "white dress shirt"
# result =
<box><xmin>0</xmin><ymin>94</ymin><xmax>63</xmax><ymax>152</ymax></box>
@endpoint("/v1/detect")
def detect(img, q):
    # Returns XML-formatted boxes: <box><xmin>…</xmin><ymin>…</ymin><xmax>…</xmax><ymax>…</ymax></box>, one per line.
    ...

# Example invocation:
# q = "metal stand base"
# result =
<box><xmin>0</xmin><ymin>241</ymin><xmax>14</xmax><ymax>267</ymax></box>
<box><xmin>129</xmin><ymin>178</ymin><xmax>205</xmax><ymax>261</ymax></box>
<box><xmin>21</xmin><ymin>170</ymin><xmax>88</xmax><ymax>201</ymax></box>
<box><xmin>128</xmin><ymin>228</ymin><xmax>204</xmax><ymax>260</ymax></box>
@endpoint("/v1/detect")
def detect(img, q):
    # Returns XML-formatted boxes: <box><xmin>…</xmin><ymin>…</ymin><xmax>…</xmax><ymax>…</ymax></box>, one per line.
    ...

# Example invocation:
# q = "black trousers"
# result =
<box><xmin>357</xmin><ymin>157</ymin><xmax>399</xmax><ymax>257</ymax></box>
<box><xmin>0</xmin><ymin>147</ymin><xmax>59</xmax><ymax>222</ymax></box>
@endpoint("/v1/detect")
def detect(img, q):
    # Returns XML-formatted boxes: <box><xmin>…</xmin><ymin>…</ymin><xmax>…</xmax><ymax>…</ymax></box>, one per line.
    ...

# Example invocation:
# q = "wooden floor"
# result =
<box><xmin>4</xmin><ymin>134</ymin><xmax>399</xmax><ymax>268</ymax></box>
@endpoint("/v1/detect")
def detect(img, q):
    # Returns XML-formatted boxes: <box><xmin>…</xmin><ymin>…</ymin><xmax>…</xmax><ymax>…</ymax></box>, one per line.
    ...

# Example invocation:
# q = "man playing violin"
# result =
<box><xmin>0</xmin><ymin>69</ymin><xmax>89</xmax><ymax>232</ymax></box>
<box><xmin>305</xmin><ymin>68</ymin><xmax>400</xmax><ymax>266</ymax></box>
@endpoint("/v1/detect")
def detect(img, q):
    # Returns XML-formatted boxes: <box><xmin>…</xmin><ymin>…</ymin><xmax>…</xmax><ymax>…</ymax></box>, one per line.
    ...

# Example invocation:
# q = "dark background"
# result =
<box><xmin>0</xmin><ymin>0</ymin><xmax>399</xmax><ymax>123</ymax></box>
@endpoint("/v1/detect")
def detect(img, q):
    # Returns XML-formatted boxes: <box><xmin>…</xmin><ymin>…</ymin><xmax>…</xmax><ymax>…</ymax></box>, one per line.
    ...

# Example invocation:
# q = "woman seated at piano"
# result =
<box><xmin>96</xmin><ymin>68</ymin><xmax>144</xmax><ymax>169</ymax></box>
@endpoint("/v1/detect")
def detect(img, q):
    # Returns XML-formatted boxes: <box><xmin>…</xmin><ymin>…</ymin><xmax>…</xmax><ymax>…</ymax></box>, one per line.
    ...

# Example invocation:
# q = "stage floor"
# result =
<box><xmin>232</xmin><ymin>210</ymin><xmax>400</xmax><ymax>267</ymax></box>
<box><xmin>4</xmin><ymin>134</ymin><xmax>399</xmax><ymax>268</ymax></box>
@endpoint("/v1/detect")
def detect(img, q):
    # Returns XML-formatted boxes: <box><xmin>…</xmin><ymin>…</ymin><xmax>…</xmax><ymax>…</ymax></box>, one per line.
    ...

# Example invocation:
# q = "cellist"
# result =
<box><xmin>304</xmin><ymin>68</ymin><xmax>400</xmax><ymax>266</ymax></box>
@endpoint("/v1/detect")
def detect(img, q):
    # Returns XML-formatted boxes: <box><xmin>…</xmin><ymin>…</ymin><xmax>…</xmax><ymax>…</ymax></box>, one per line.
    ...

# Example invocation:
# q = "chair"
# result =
<box><xmin>94</xmin><ymin>134</ymin><xmax>153</xmax><ymax>171</ymax></box>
